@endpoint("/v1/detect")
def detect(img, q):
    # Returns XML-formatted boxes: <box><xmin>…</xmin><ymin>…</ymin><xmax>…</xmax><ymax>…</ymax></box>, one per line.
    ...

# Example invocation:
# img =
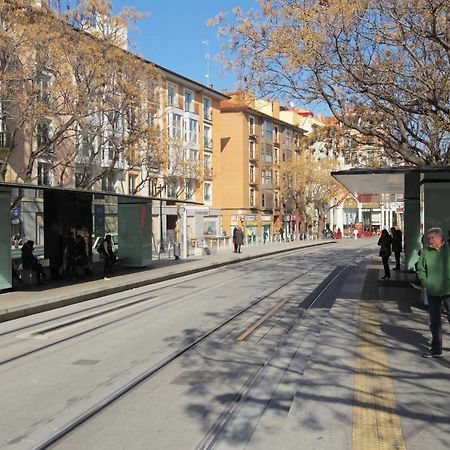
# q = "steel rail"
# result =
<box><xmin>0</xmin><ymin>247</ymin><xmax>324</xmax><ymax>364</ymax></box>
<box><xmin>1</xmin><ymin>245</ymin><xmax>324</xmax><ymax>336</ymax></box>
<box><xmin>196</xmin><ymin>257</ymin><xmax>365</xmax><ymax>449</ymax></box>
<box><xmin>31</xmin><ymin>263</ymin><xmax>325</xmax><ymax>450</ymax></box>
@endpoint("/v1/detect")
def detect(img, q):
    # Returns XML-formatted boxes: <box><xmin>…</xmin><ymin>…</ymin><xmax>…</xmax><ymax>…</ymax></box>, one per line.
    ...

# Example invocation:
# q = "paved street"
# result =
<box><xmin>0</xmin><ymin>239</ymin><xmax>449</xmax><ymax>450</ymax></box>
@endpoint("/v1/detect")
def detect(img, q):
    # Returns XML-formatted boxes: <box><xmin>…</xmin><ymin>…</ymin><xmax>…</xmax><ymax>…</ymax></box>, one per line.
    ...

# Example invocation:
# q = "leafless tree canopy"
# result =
<box><xmin>213</xmin><ymin>0</ymin><xmax>450</xmax><ymax>165</ymax></box>
<box><xmin>0</xmin><ymin>0</ymin><xmax>163</xmax><ymax>190</ymax></box>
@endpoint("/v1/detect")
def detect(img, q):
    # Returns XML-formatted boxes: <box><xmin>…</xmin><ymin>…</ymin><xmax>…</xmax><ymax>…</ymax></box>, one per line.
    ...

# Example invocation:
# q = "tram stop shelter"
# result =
<box><xmin>332</xmin><ymin>166</ymin><xmax>450</xmax><ymax>272</ymax></box>
<box><xmin>0</xmin><ymin>182</ymin><xmax>190</xmax><ymax>292</ymax></box>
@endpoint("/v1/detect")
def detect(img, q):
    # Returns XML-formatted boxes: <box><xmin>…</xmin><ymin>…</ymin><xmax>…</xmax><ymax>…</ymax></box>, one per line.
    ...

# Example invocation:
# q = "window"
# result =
<box><xmin>75</xmin><ymin>172</ymin><xmax>83</xmax><ymax>188</ymax></box>
<box><xmin>75</xmin><ymin>170</ymin><xmax>93</xmax><ymax>189</ymax></box>
<box><xmin>185</xmin><ymin>179</ymin><xmax>196</xmax><ymax>200</ymax></box>
<box><xmin>262</xmin><ymin>193</ymin><xmax>266</xmax><ymax>208</ymax></box>
<box><xmin>189</xmin><ymin>148</ymin><xmax>199</xmax><ymax>161</ymax></box>
<box><xmin>204</xmin><ymin>182</ymin><xmax>212</xmax><ymax>204</ymax></box>
<box><xmin>149</xmin><ymin>178</ymin><xmax>158</xmax><ymax>197</ymax></box>
<box><xmin>249</xmin><ymin>140</ymin><xmax>256</xmax><ymax>159</ymax></box>
<box><xmin>170</xmin><ymin>113</ymin><xmax>182</xmax><ymax>139</ymax></box>
<box><xmin>167</xmin><ymin>179</ymin><xmax>179</xmax><ymax>199</ymax></box>
<box><xmin>263</xmin><ymin>144</ymin><xmax>273</xmax><ymax>163</ymax></box>
<box><xmin>203</xmin><ymin>96</ymin><xmax>212</xmax><ymax>121</ymax></box>
<box><xmin>204</xmin><ymin>153</ymin><xmax>212</xmax><ymax>176</ymax></box>
<box><xmin>262</xmin><ymin>170</ymin><xmax>272</xmax><ymax>185</ymax></box>
<box><xmin>101</xmin><ymin>173</ymin><xmax>116</xmax><ymax>192</ymax></box>
<box><xmin>249</xmin><ymin>116</ymin><xmax>255</xmax><ymax>135</ymax></box>
<box><xmin>167</xmin><ymin>82</ymin><xmax>178</xmax><ymax>107</ymax></box>
<box><xmin>203</xmin><ymin>125</ymin><xmax>212</xmax><ymax>148</ymax></box>
<box><xmin>274</xmin><ymin>147</ymin><xmax>280</xmax><ymax>164</ymax></box>
<box><xmin>262</xmin><ymin>120</ymin><xmax>273</xmax><ymax>142</ymax></box>
<box><xmin>78</xmin><ymin>130</ymin><xmax>94</xmax><ymax>158</ymax></box>
<box><xmin>274</xmin><ymin>125</ymin><xmax>279</xmax><ymax>143</ymax></box>
<box><xmin>37</xmin><ymin>162</ymin><xmax>51</xmax><ymax>186</ymax></box>
<box><xmin>102</xmin><ymin>143</ymin><xmax>115</xmax><ymax>162</ymax></box>
<box><xmin>274</xmin><ymin>169</ymin><xmax>279</xmax><ymax>186</ymax></box>
<box><xmin>250</xmin><ymin>188</ymin><xmax>256</xmax><ymax>207</ymax></box>
<box><xmin>274</xmin><ymin>191</ymin><xmax>280</xmax><ymax>209</ymax></box>
<box><xmin>128</xmin><ymin>174</ymin><xmax>137</xmax><ymax>194</ymax></box>
<box><xmin>249</xmin><ymin>164</ymin><xmax>256</xmax><ymax>183</ymax></box>
<box><xmin>184</xmin><ymin>89</ymin><xmax>194</xmax><ymax>112</ymax></box>
<box><xmin>36</xmin><ymin>122</ymin><xmax>54</xmax><ymax>153</ymax></box>
<box><xmin>185</xmin><ymin>118</ymin><xmax>198</xmax><ymax>144</ymax></box>
<box><xmin>285</xmin><ymin>130</ymin><xmax>292</xmax><ymax>147</ymax></box>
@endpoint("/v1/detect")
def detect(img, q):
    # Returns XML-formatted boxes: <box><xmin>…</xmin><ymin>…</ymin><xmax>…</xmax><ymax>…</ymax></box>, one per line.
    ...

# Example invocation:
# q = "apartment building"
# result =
<box><xmin>216</xmin><ymin>93</ymin><xmax>305</xmax><ymax>241</ymax></box>
<box><xmin>280</xmin><ymin>107</ymin><xmax>401</xmax><ymax>235</ymax></box>
<box><xmin>157</xmin><ymin>72</ymin><xmax>228</xmax><ymax>245</ymax></box>
<box><xmin>0</xmin><ymin>2</ymin><xmax>228</xmax><ymax>249</ymax></box>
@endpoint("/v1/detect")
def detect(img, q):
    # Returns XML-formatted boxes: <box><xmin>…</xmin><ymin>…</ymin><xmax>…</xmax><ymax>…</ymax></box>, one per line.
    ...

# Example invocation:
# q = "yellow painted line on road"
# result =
<box><xmin>236</xmin><ymin>299</ymin><xmax>288</xmax><ymax>342</ymax></box>
<box><xmin>353</xmin><ymin>300</ymin><xmax>406</xmax><ymax>450</ymax></box>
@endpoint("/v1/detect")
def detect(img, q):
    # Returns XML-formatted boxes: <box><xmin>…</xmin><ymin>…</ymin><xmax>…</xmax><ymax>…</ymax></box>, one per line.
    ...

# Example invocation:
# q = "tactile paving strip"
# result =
<box><xmin>353</xmin><ymin>299</ymin><xmax>406</xmax><ymax>450</ymax></box>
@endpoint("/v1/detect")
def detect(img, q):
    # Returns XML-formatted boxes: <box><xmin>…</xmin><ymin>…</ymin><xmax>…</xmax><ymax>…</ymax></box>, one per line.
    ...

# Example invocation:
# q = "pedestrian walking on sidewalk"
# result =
<box><xmin>378</xmin><ymin>229</ymin><xmax>392</xmax><ymax>280</ymax></box>
<box><xmin>235</xmin><ymin>227</ymin><xmax>244</xmax><ymax>253</ymax></box>
<box><xmin>417</xmin><ymin>227</ymin><xmax>450</xmax><ymax>359</ymax></box>
<box><xmin>390</xmin><ymin>227</ymin><xmax>403</xmax><ymax>270</ymax></box>
<box><xmin>353</xmin><ymin>228</ymin><xmax>358</xmax><ymax>239</ymax></box>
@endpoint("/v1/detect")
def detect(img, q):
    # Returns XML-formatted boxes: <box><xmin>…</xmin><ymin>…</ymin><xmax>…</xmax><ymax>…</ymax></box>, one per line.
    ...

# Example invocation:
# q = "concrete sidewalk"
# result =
<box><xmin>221</xmin><ymin>255</ymin><xmax>450</xmax><ymax>450</ymax></box>
<box><xmin>0</xmin><ymin>239</ymin><xmax>333</xmax><ymax>323</ymax></box>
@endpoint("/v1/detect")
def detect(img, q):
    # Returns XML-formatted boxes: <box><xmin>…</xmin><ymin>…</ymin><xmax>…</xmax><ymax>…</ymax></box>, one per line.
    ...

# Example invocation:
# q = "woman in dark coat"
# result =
<box><xmin>378</xmin><ymin>228</ymin><xmax>393</xmax><ymax>279</ymax></box>
<box><xmin>235</xmin><ymin>227</ymin><xmax>244</xmax><ymax>253</ymax></box>
<box><xmin>390</xmin><ymin>227</ymin><xmax>403</xmax><ymax>270</ymax></box>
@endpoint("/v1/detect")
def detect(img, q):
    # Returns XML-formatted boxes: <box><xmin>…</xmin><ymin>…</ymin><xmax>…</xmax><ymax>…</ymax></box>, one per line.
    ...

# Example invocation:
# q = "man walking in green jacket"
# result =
<box><xmin>417</xmin><ymin>227</ymin><xmax>450</xmax><ymax>358</ymax></box>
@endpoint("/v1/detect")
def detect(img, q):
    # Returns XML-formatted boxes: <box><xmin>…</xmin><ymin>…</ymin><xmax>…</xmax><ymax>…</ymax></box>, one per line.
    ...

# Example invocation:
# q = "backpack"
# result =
<box><xmin>95</xmin><ymin>237</ymin><xmax>105</xmax><ymax>254</ymax></box>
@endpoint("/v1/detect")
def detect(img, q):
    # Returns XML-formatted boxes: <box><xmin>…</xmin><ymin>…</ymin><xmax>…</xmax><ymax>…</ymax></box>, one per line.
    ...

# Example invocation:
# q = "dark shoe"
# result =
<box><xmin>382</xmin><ymin>276</ymin><xmax>391</xmax><ymax>280</ymax></box>
<box><xmin>422</xmin><ymin>352</ymin><xmax>443</xmax><ymax>359</ymax></box>
<box><xmin>393</xmin><ymin>267</ymin><xmax>400</xmax><ymax>270</ymax></box>
<box><xmin>410</xmin><ymin>281</ymin><xmax>421</xmax><ymax>290</ymax></box>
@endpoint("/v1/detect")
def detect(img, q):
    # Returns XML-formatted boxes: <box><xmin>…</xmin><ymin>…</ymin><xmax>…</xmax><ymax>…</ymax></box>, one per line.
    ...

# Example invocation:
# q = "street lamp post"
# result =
<box><xmin>159</xmin><ymin>185</ymin><xmax>164</xmax><ymax>254</ymax></box>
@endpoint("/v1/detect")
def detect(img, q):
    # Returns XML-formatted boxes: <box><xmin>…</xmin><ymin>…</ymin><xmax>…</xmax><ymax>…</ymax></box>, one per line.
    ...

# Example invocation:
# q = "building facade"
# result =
<box><xmin>216</xmin><ymin>94</ymin><xmax>305</xmax><ymax>242</ymax></box>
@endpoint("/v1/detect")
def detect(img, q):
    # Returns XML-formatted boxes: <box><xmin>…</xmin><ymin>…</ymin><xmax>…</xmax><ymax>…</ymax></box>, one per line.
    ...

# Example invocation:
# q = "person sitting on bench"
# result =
<box><xmin>21</xmin><ymin>240</ymin><xmax>46</xmax><ymax>285</ymax></box>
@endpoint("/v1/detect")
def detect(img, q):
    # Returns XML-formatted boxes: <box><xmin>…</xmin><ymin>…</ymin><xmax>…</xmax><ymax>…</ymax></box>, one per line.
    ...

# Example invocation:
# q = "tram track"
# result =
<box><xmin>196</xmin><ymin>263</ymin><xmax>355</xmax><ymax>450</ymax></box>
<box><xmin>0</xmin><ymin>245</ymin><xmax>327</xmax><ymax>338</ymax></box>
<box><xmin>0</xmin><ymin>247</ymin><xmax>327</xmax><ymax>366</ymax></box>
<box><xmin>30</xmin><ymin>247</ymin><xmax>371</xmax><ymax>450</ymax></box>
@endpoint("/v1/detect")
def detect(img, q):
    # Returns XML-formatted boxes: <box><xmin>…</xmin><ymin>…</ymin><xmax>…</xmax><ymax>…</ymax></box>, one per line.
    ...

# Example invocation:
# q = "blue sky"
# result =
<box><xmin>113</xmin><ymin>0</ymin><xmax>259</xmax><ymax>93</ymax></box>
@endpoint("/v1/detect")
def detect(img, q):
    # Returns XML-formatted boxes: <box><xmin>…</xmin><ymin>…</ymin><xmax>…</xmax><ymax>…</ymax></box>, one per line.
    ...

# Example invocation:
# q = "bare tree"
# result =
<box><xmin>0</xmin><ymin>0</ymin><xmax>160</xmax><ymax>188</ymax></box>
<box><xmin>212</xmin><ymin>0</ymin><xmax>450</xmax><ymax>165</ymax></box>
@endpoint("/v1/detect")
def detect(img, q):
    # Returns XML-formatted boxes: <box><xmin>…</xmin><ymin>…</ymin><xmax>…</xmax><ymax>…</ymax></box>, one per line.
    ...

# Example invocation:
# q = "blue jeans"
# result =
<box><xmin>428</xmin><ymin>295</ymin><xmax>450</xmax><ymax>354</ymax></box>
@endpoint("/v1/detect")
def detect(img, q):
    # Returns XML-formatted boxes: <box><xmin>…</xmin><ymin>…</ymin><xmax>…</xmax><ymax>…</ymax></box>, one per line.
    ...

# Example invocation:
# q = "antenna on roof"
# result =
<box><xmin>202</xmin><ymin>40</ymin><xmax>211</xmax><ymax>88</ymax></box>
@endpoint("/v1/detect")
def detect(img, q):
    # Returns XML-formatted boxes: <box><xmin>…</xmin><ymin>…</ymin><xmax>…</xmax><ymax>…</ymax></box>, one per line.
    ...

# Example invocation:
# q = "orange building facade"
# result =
<box><xmin>215</xmin><ymin>94</ymin><xmax>305</xmax><ymax>242</ymax></box>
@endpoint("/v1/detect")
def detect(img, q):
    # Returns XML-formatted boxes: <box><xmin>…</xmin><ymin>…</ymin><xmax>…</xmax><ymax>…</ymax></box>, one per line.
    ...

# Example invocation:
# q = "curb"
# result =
<box><xmin>0</xmin><ymin>241</ymin><xmax>335</xmax><ymax>323</ymax></box>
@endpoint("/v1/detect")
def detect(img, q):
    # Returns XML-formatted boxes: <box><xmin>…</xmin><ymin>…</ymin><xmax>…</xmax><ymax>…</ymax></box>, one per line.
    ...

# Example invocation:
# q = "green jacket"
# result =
<box><xmin>417</xmin><ymin>243</ymin><xmax>450</xmax><ymax>296</ymax></box>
